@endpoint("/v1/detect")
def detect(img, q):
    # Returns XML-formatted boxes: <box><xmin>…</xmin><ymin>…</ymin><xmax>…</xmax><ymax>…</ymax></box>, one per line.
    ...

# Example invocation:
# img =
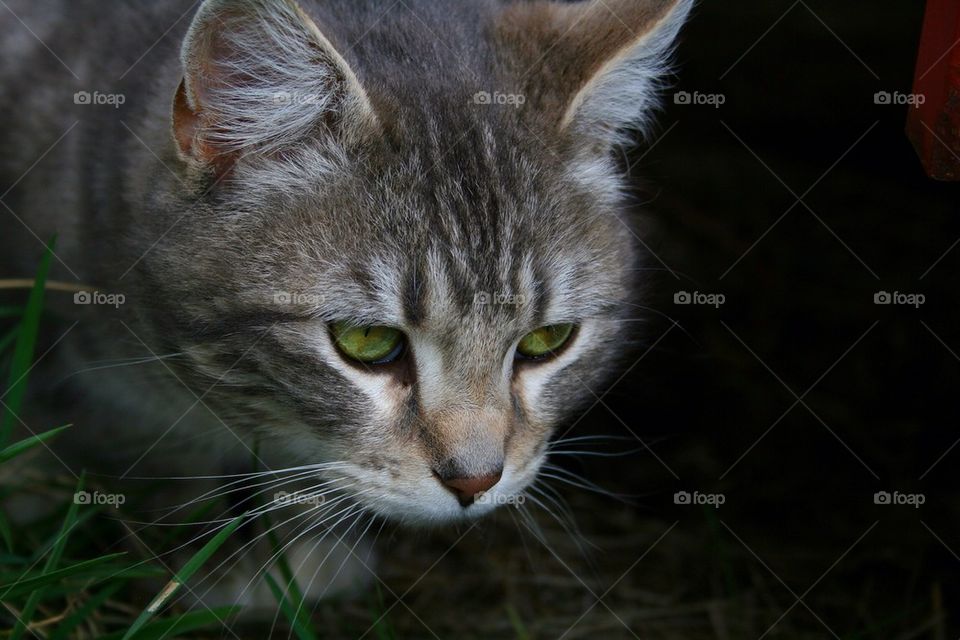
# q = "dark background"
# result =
<box><xmin>572</xmin><ymin>0</ymin><xmax>960</xmax><ymax>636</ymax></box>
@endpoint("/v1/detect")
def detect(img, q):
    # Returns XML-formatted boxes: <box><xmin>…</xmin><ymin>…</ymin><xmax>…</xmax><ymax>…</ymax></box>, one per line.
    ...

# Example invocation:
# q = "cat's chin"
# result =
<box><xmin>373</xmin><ymin>500</ymin><xmax>504</xmax><ymax>528</ymax></box>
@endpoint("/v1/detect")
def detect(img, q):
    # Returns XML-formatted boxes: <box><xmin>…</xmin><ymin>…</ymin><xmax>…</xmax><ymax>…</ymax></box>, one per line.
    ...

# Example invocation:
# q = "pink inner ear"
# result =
<box><xmin>172</xmin><ymin>78</ymin><xmax>237</xmax><ymax>178</ymax></box>
<box><xmin>172</xmin><ymin>79</ymin><xmax>200</xmax><ymax>159</ymax></box>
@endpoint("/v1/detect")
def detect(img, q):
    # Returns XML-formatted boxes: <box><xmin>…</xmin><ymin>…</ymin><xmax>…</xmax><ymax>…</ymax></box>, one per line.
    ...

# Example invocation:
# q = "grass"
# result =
<box><xmin>0</xmin><ymin>244</ymin><xmax>264</xmax><ymax>638</ymax></box>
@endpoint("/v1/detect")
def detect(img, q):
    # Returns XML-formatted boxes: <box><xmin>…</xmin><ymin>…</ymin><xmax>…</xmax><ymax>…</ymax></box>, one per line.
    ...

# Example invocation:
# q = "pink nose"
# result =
<box><xmin>435</xmin><ymin>471</ymin><xmax>502</xmax><ymax>507</ymax></box>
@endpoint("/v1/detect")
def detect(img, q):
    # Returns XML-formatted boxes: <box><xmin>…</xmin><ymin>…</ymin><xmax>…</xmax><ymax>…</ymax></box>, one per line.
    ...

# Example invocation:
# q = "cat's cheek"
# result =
<box><xmin>512</xmin><ymin>321</ymin><xmax>597</xmax><ymax>425</ymax></box>
<box><xmin>314</xmin><ymin>342</ymin><xmax>411</xmax><ymax>430</ymax></box>
<box><xmin>344</xmin><ymin>371</ymin><xmax>410</xmax><ymax>432</ymax></box>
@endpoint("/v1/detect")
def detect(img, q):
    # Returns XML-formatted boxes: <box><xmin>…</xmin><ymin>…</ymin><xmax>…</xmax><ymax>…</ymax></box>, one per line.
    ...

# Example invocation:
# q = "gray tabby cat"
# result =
<box><xmin>0</xmin><ymin>0</ymin><xmax>691</xmax><ymax>608</ymax></box>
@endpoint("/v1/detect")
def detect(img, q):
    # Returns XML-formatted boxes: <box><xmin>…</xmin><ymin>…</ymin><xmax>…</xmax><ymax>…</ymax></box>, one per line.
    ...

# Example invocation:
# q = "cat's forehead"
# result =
<box><xmin>330</xmin><ymin>129</ymin><xmax>621</xmax><ymax>318</ymax></box>
<box><xmin>228</xmin><ymin>113</ymin><xmax>631</xmax><ymax>326</ymax></box>
<box><xmin>293</xmin><ymin>195</ymin><xmax>627</xmax><ymax>330</ymax></box>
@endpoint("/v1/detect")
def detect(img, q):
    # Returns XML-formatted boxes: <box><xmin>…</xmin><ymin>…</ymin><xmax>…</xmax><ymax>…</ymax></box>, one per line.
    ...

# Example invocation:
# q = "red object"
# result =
<box><xmin>907</xmin><ymin>0</ymin><xmax>960</xmax><ymax>181</ymax></box>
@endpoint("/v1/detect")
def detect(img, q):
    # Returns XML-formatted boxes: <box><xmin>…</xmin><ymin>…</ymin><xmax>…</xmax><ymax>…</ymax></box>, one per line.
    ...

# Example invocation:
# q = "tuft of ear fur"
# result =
<box><xmin>497</xmin><ymin>0</ymin><xmax>693</xmax><ymax>149</ymax></box>
<box><xmin>173</xmin><ymin>0</ymin><xmax>377</xmax><ymax>168</ymax></box>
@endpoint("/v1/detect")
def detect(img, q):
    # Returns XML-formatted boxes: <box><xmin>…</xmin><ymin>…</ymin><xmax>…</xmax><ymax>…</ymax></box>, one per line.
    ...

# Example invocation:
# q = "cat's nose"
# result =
<box><xmin>433</xmin><ymin>469</ymin><xmax>503</xmax><ymax>507</ymax></box>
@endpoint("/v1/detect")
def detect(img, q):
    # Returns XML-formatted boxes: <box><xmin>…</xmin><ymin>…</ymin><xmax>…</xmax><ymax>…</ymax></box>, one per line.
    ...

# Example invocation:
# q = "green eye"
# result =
<box><xmin>516</xmin><ymin>324</ymin><xmax>575</xmax><ymax>359</ymax></box>
<box><xmin>331</xmin><ymin>322</ymin><xmax>405</xmax><ymax>364</ymax></box>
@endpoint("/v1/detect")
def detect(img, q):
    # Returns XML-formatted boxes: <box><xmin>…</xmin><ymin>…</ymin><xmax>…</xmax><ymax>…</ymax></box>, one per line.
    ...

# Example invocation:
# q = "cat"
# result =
<box><xmin>0</xmin><ymin>0</ymin><xmax>692</xmax><ymax>610</ymax></box>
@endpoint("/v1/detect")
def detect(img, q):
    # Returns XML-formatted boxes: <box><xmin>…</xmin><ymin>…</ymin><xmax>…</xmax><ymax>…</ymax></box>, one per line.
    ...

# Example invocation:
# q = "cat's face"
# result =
<box><xmin>142</xmin><ymin>0</ymin><xmax>690</xmax><ymax>524</ymax></box>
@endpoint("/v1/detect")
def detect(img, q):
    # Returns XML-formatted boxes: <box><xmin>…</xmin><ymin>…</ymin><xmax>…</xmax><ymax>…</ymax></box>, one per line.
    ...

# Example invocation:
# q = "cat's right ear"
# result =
<box><xmin>173</xmin><ymin>0</ymin><xmax>378</xmax><ymax>170</ymax></box>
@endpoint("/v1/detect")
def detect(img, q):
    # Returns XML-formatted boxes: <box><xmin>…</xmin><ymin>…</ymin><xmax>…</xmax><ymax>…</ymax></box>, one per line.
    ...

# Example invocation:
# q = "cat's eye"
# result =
<box><xmin>516</xmin><ymin>323</ymin><xmax>576</xmax><ymax>360</ymax></box>
<box><xmin>331</xmin><ymin>322</ymin><xmax>406</xmax><ymax>365</ymax></box>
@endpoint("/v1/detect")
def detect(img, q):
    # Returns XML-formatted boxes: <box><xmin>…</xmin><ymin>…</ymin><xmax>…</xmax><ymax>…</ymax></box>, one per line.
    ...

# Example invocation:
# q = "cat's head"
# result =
<box><xmin>143</xmin><ymin>0</ymin><xmax>691</xmax><ymax>524</ymax></box>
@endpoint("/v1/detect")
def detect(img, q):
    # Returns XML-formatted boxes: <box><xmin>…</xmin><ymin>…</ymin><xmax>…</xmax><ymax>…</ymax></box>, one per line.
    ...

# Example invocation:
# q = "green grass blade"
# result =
<box><xmin>505</xmin><ymin>604</ymin><xmax>532</xmax><ymax>640</ymax></box>
<box><xmin>0</xmin><ymin>306</ymin><xmax>25</xmax><ymax>319</ymax></box>
<box><xmin>264</xmin><ymin>572</ymin><xmax>318</xmax><ymax>640</ymax></box>
<box><xmin>369</xmin><ymin>582</ymin><xmax>395</xmax><ymax>640</ymax></box>
<box><xmin>121</xmin><ymin>514</ymin><xmax>247</xmax><ymax>640</ymax></box>
<box><xmin>29</xmin><ymin>506</ymin><xmax>103</xmax><ymax>566</ymax></box>
<box><xmin>49</xmin><ymin>580</ymin><xmax>126</xmax><ymax>640</ymax></box>
<box><xmin>11</xmin><ymin>472</ymin><xmax>87</xmax><ymax>640</ymax></box>
<box><xmin>1</xmin><ymin>237</ymin><xmax>55</xmax><ymax>445</ymax></box>
<box><xmin>0</xmin><ymin>553</ymin><xmax>131</xmax><ymax>600</ymax></box>
<box><xmin>103</xmin><ymin>606</ymin><xmax>241</xmax><ymax>640</ymax></box>
<box><xmin>0</xmin><ymin>425</ymin><xmax>70</xmax><ymax>464</ymax></box>
<box><xmin>10</xmin><ymin>470</ymin><xmax>86</xmax><ymax>640</ymax></box>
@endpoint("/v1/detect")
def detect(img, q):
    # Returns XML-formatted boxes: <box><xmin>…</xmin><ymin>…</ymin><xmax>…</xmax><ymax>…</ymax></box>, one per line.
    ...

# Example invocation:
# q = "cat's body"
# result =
<box><xmin>0</xmin><ymin>0</ymin><xmax>691</xmax><ymax>609</ymax></box>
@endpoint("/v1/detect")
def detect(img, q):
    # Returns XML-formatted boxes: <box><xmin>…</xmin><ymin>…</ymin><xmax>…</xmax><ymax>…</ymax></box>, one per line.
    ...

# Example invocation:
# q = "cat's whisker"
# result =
<box><xmin>515</xmin><ymin>500</ymin><xmax>546</xmax><ymax>545</ymax></box>
<box><xmin>595</xmin><ymin>299</ymin><xmax>692</xmax><ymax>336</ymax></box>
<box><xmin>103</xmin><ymin>494</ymin><xmax>311</xmax><ymax>597</ymax></box>
<box><xmin>102</xmin><ymin>468</ymin><xmax>348</xmax><ymax>561</ymax></box>
<box><xmin>187</xmin><ymin>490</ymin><xmax>369</xmax><ymax>607</ymax></box>
<box><xmin>113</xmin><ymin>479</ymin><xmax>358</xmax><ymax>580</ymax></box>
<box><xmin>172</xmin><ymin>488</ymin><xmax>356</xmax><ymax>568</ymax></box>
<box><xmin>506</xmin><ymin>504</ymin><xmax>538</xmax><ymax>570</ymax></box>
<box><xmin>538</xmin><ymin>465</ymin><xmax>636</xmax><ymax>504</ymax></box>
<box><xmin>514</xmin><ymin>502</ymin><xmax>557</xmax><ymax>563</ymax></box>
<box><xmin>155</xmin><ymin>481</ymin><xmax>352</xmax><ymax>529</ymax></box>
<box><xmin>547</xmin><ymin>447</ymin><xmax>648</xmax><ymax>457</ymax></box>
<box><xmin>211</xmin><ymin>502</ymin><xmax>356</xmax><ymax>596</ymax></box>
<box><xmin>246</xmin><ymin>481</ymin><xmax>360</xmax><ymax>520</ymax></box>
<box><xmin>118</xmin><ymin>461</ymin><xmax>348</xmax><ymax>482</ymax></box>
<box><xmin>514</xmin><ymin>502</ymin><xmax>602</xmax><ymax>592</ymax></box>
<box><xmin>528</xmin><ymin>482</ymin><xmax>579</xmax><ymax>530</ymax></box>
<box><xmin>221</xmin><ymin>495</ymin><xmax>374</xmax><ymax>615</ymax></box>
<box><xmin>54</xmin><ymin>353</ymin><xmax>186</xmax><ymax>384</ymax></box>
<box><xmin>127</xmin><ymin>466</ymin><xmax>343</xmax><ymax>526</ymax></box>
<box><xmin>524</xmin><ymin>485</ymin><xmax>596</xmax><ymax>558</ymax></box>
<box><xmin>549</xmin><ymin>434</ymin><xmax>639</xmax><ymax>444</ymax></box>
<box><xmin>294</xmin><ymin>509</ymin><xmax>375</xmax><ymax>626</ymax></box>
<box><xmin>247</xmin><ymin>486</ymin><xmax>373</xmax><ymax>567</ymax></box>
<box><xmin>268</xmin><ymin>506</ymin><xmax>369</xmax><ymax>631</ymax></box>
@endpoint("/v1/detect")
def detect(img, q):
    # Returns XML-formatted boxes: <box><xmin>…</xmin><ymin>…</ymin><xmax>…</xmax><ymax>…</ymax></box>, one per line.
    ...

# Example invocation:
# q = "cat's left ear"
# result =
<box><xmin>497</xmin><ymin>0</ymin><xmax>693</xmax><ymax>149</ymax></box>
<box><xmin>173</xmin><ymin>0</ymin><xmax>378</xmax><ymax>170</ymax></box>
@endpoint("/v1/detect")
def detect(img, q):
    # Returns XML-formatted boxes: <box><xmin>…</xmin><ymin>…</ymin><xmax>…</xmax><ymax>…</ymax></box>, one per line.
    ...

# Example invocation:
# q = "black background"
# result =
<box><xmin>572</xmin><ymin>0</ymin><xmax>960</xmax><ymax>635</ymax></box>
